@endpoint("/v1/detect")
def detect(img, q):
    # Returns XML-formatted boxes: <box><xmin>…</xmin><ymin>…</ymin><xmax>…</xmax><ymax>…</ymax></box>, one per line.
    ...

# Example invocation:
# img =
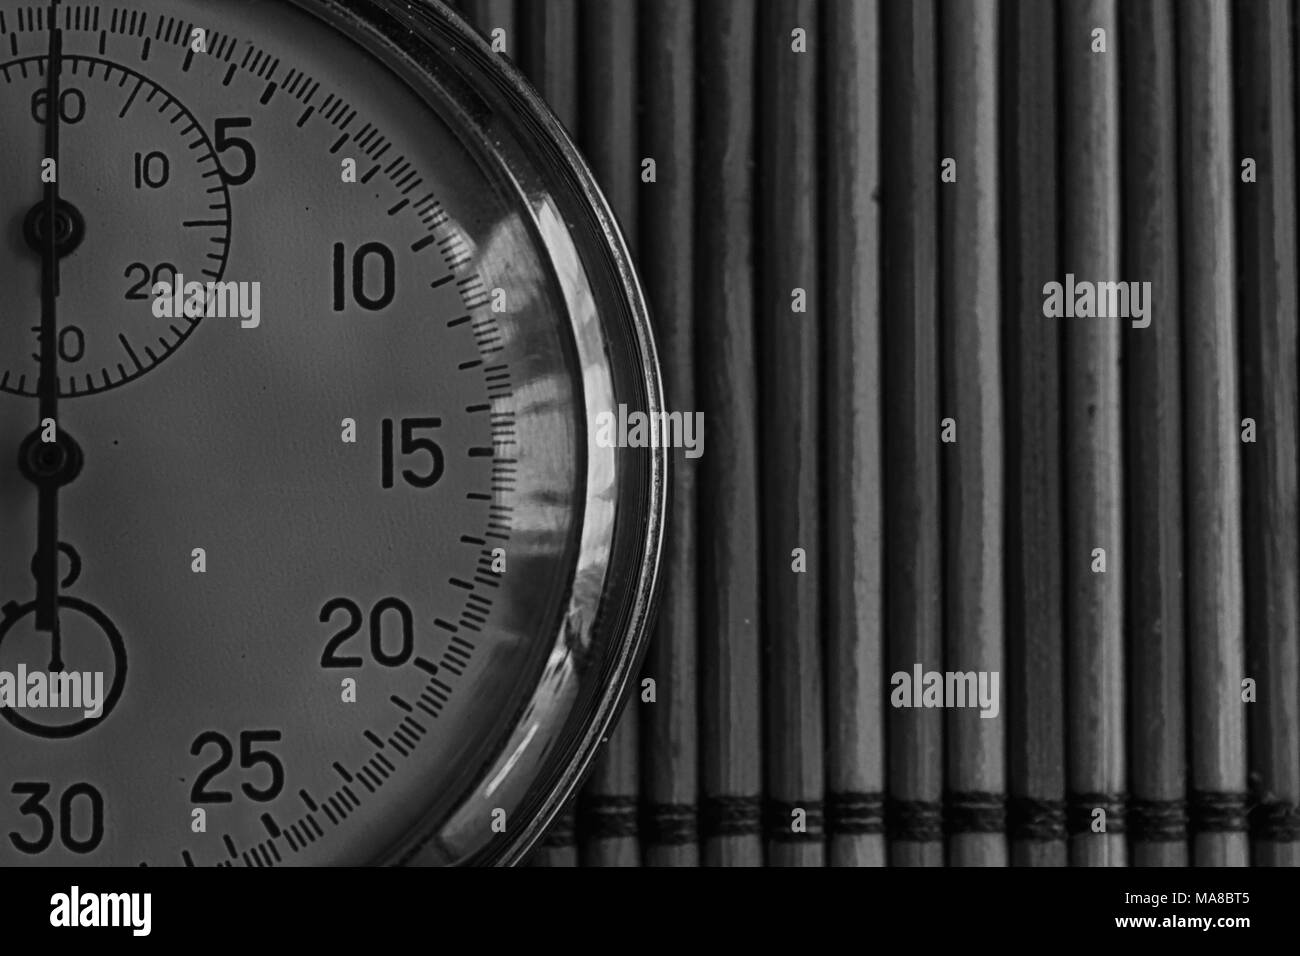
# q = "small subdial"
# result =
<box><xmin>0</xmin><ymin>55</ymin><xmax>232</xmax><ymax>397</ymax></box>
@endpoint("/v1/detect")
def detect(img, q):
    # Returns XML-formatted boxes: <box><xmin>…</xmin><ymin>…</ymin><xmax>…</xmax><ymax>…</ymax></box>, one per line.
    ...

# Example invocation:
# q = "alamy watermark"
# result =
<box><xmin>1042</xmin><ymin>274</ymin><xmax>1152</xmax><ymax>329</ymax></box>
<box><xmin>152</xmin><ymin>274</ymin><xmax>261</xmax><ymax>328</ymax></box>
<box><xmin>594</xmin><ymin>404</ymin><xmax>704</xmax><ymax>459</ymax></box>
<box><xmin>50</xmin><ymin>886</ymin><xmax>151</xmax><ymax>936</ymax></box>
<box><xmin>890</xmin><ymin>663</ymin><xmax>1000</xmax><ymax>719</ymax></box>
<box><xmin>0</xmin><ymin>666</ymin><xmax>104</xmax><ymax>718</ymax></box>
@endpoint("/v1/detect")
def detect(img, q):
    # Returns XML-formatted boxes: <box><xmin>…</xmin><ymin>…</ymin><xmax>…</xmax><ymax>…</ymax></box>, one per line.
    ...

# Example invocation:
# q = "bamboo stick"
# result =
<box><xmin>576</xmin><ymin>0</ymin><xmax>641</xmax><ymax>869</ymax></box>
<box><xmin>637</xmin><ymin>0</ymin><xmax>699</xmax><ymax>868</ymax></box>
<box><xmin>881</xmin><ymin>0</ymin><xmax>944</xmax><ymax>867</ymax></box>
<box><xmin>1119</xmin><ymin>0</ymin><xmax>1188</xmax><ymax>868</ymax></box>
<box><xmin>938</xmin><ymin>0</ymin><xmax>1005</xmax><ymax>868</ymax></box>
<box><xmin>697</xmin><ymin>0</ymin><xmax>764</xmax><ymax>868</ymax></box>
<box><xmin>519</xmin><ymin>0</ymin><xmax>579</xmax><ymax>135</ymax></box>
<box><xmin>1000</xmin><ymin>0</ymin><xmax>1066</xmax><ymax>869</ymax></box>
<box><xmin>823</xmin><ymin>0</ymin><xmax>885</xmax><ymax>868</ymax></box>
<box><xmin>1059</xmin><ymin>0</ymin><xmax>1126</xmax><ymax>867</ymax></box>
<box><xmin>759</xmin><ymin>0</ymin><xmax>825</xmax><ymax>867</ymax></box>
<box><xmin>526</xmin><ymin>802</ymin><xmax>578</xmax><ymax>867</ymax></box>
<box><xmin>1177</xmin><ymin>0</ymin><xmax>1248</xmax><ymax>869</ymax></box>
<box><xmin>1232</xmin><ymin>0</ymin><xmax>1299</xmax><ymax>867</ymax></box>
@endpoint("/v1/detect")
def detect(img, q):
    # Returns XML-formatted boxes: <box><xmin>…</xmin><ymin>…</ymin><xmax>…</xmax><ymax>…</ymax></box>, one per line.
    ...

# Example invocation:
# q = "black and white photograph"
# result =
<box><xmin>0</xmin><ymin>0</ymin><xmax>1293</xmax><ymax>939</ymax></box>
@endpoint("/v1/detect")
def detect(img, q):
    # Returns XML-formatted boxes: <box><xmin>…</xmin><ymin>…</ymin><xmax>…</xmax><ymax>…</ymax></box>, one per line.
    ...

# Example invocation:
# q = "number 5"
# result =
<box><xmin>215</xmin><ymin>117</ymin><xmax>257</xmax><ymax>186</ymax></box>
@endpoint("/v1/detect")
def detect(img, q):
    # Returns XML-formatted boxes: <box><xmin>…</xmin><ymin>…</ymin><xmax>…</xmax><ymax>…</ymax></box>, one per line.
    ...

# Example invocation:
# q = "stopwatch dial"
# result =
<box><xmin>0</xmin><ymin>54</ymin><xmax>232</xmax><ymax>396</ymax></box>
<box><xmin>0</xmin><ymin>0</ymin><xmax>595</xmax><ymax>864</ymax></box>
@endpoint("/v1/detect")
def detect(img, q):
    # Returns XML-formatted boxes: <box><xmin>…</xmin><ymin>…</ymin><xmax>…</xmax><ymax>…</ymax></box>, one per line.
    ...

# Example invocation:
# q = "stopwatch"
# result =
<box><xmin>0</xmin><ymin>0</ymin><xmax>665</xmax><ymax>865</ymax></box>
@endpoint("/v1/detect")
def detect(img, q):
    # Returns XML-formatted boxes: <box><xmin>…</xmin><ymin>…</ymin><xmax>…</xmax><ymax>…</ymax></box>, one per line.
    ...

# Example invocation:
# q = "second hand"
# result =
<box><xmin>35</xmin><ymin>0</ymin><xmax>63</xmax><ymax>664</ymax></box>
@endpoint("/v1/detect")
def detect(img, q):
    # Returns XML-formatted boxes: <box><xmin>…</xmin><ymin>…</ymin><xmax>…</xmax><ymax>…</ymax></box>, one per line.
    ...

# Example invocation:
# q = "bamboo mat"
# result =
<box><xmin>448</xmin><ymin>0</ymin><xmax>1300</xmax><ymax>866</ymax></box>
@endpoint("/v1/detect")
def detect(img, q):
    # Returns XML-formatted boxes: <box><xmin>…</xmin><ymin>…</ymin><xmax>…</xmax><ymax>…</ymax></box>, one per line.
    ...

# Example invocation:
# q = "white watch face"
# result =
<box><xmin>0</xmin><ymin>0</ymin><xmax>662</xmax><ymax>866</ymax></box>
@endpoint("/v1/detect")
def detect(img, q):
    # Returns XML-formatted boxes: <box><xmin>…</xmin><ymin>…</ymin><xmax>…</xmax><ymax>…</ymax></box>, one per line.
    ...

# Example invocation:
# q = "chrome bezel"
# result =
<box><xmin>291</xmin><ymin>0</ymin><xmax>666</xmax><ymax>866</ymax></box>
